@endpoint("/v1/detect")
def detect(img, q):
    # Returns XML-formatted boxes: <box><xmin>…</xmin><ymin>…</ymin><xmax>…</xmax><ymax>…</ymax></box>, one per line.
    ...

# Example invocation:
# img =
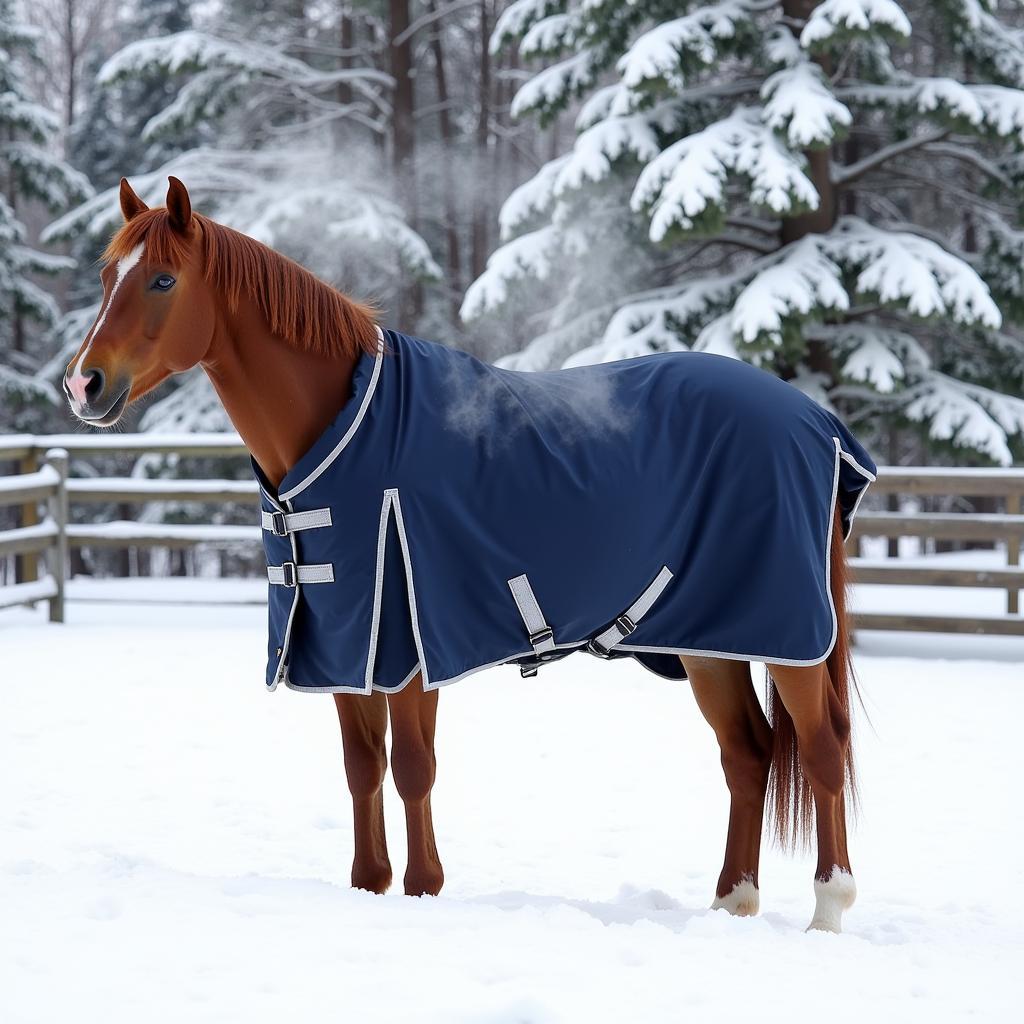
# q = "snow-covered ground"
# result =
<box><xmin>2</xmin><ymin>593</ymin><xmax>1022</xmax><ymax>1023</ymax></box>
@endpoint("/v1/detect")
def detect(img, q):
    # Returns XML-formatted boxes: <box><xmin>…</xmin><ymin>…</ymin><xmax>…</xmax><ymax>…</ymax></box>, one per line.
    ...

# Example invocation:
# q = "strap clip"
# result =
<box><xmin>281</xmin><ymin>560</ymin><xmax>297</xmax><ymax>587</ymax></box>
<box><xmin>588</xmin><ymin>615</ymin><xmax>634</xmax><ymax>658</ymax></box>
<box><xmin>588</xmin><ymin>568</ymin><xmax>673</xmax><ymax>658</ymax></box>
<box><xmin>270</xmin><ymin>511</ymin><xmax>288</xmax><ymax>537</ymax></box>
<box><xmin>529</xmin><ymin>626</ymin><xmax>554</xmax><ymax>649</ymax></box>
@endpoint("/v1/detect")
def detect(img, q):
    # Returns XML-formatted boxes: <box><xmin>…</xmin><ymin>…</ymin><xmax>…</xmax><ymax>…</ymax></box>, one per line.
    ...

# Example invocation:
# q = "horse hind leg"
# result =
<box><xmin>767</xmin><ymin>660</ymin><xmax>856</xmax><ymax>933</ymax></box>
<box><xmin>680</xmin><ymin>655</ymin><xmax>773</xmax><ymax>916</ymax></box>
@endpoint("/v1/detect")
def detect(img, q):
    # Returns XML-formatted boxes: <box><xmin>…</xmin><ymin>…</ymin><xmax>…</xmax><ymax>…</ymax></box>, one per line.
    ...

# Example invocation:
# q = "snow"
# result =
<box><xmin>519</xmin><ymin>12</ymin><xmax>577</xmax><ymax>57</ymax></box>
<box><xmin>67</xmin><ymin>478</ymin><xmax>258</xmax><ymax>498</ymax></box>
<box><xmin>574</xmin><ymin>277</ymin><xmax>739</xmax><ymax>364</ymax></box>
<box><xmin>0</xmin><ymin>463</ymin><xmax>58</xmax><ymax>495</ymax></box>
<box><xmin>17</xmin><ymin>431</ymin><xmax>244</xmax><ymax>452</ymax></box>
<box><xmin>850</xmin><ymin>78</ymin><xmax>1024</xmax><ymax>142</ymax></box>
<box><xmin>511</xmin><ymin>51</ymin><xmax>596</xmax><ymax>120</ymax></box>
<box><xmin>460</xmin><ymin>226</ymin><xmax>559</xmax><ymax>320</ymax></box>
<box><xmin>840</xmin><ymin>334</ymin><xmax>906</xmax><ymax>392</ymax></box>
<box><xmin>616</xmin><ymin>4</ymin><xmax>748</xmax><ymax>90</ymax></box>
<box><xmin>575</xmin><ymin>83</ymin><xmax>634</xmax><ymax>131</ymax></box>
<box><xmin>799</xmin><ymin>0</ymin><xmax>912</xmax><ymax>50</ymax></box>
<box><xmin>1</xmin><ymin>595</ymin><xmax>1021</xmax><ymax>1021</ymax></box>
<box><xmin>901</xmin><ymin>372</ymin><xmax>1024</xmax><ymax>466</ymax></box>
<box><xmin>96</xmin><ymin>31</ymin><xmax>390</xmax><ymax>93</ymax></box>
<box><xmin>761</xmin><ymin>60</ymin><xmax>852</xmax><ymax>148</ymax></box>
<box><xmin>489</xmin><ymin>0</ymin><xmax>554</xmax><ymax>56</ymax></box>
<box><xmin>632</xmin><ymin>108</ymin><xmax>819</xmax><ymax>240</ymax></box>
<box><xmin>498</xmin><ymin>156</ymin><xmax>570</xmax><ymax>240</ymax></box>
<box><xmin>828</xmin><ymin>218</ymin><xmax>1002</xmax><ymax>328</ymax></box>
<box><xmin>730</xmin><ymin>237</ymin><xmax>849</xmax><ymax>345</ymax></box>
<box><xmin>0</xmin><ymin>574</ymin><xmax>57</xmax><ymax>609</ymax></box>
<box><xmin>67</xmin><ymin>521</ymin><xmax>260</xmax><ymax>544</ymax></box>
<box><xmin>0</xmin><ymin>516</ymin><xmax>59</xmax><ymax>547</ymax></box>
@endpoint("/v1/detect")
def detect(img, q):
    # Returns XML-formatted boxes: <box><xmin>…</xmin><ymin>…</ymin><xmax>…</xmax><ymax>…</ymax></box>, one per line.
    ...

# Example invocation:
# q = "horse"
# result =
<box><xmin>64</xmin><ymin>176</ymin><xmax>869</xmax><ymax>933</ymax></box>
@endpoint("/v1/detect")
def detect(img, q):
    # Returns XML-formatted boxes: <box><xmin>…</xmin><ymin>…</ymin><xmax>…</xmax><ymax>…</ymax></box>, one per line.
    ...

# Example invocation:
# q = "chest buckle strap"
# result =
<box><xmin>267</xmin><ymin>561</ymin><xmax>335</xmax><ymax>586</ymax></box>
<box><xmin>588</xmin><ymin>566</ymin><xmax>674</xmax><ymax>658</ymax></box>
<box><xmin>261</xmin><ymin>507</ymin><xmax>332</xmax><ymax>537</ymax></box>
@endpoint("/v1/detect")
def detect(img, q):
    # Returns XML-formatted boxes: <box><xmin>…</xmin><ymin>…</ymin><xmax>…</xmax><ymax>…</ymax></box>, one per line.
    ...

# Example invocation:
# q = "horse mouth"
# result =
<box><xmin>78</xmin><ymin>384</ymin><xmax>131</xmax><ymax>427</ymax></box>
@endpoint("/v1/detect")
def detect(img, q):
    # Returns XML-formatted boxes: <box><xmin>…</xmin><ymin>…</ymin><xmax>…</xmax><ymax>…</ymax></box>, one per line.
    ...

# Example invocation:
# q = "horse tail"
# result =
<box><xmin>767</xmin><ymin>505</ymin><xmax>858</xmax><ymax>849</ymax></box>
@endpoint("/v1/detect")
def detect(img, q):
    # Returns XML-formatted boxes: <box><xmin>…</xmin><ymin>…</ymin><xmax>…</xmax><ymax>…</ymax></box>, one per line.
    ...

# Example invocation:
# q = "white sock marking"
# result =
<box><xmin>807</xmin><ymin>866</ymin><xmax>857</xmax><ymax>933</ymax></box>
<box><xmin>711</xmin><ymin>878</ymin><xmax>759</xmax><ymax>917</ymax></box>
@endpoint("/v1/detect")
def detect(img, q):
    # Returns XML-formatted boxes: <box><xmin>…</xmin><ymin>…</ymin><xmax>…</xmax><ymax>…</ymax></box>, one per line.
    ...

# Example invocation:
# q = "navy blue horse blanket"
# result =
<box><xmin>255</xmin><ymin>329</ymin><xmax>875</xmax><ymax>693</ymax></box>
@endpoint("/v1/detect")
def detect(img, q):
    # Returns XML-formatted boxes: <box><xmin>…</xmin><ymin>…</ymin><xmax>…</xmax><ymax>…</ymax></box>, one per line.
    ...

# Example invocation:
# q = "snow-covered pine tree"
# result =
<box><xmin>0</xmin><ymin>0</ymin><xmax>90</xmax><ymax>428</ymax></box>
<box><xmin>62</xmin><ymin>0</ymin><xmax>199</xmax><ymax>314</ymax></box>
<box><xmin>466</xmin><ymin>0</ymin><xmax>1024</xmax><ymax>465</ymax></box>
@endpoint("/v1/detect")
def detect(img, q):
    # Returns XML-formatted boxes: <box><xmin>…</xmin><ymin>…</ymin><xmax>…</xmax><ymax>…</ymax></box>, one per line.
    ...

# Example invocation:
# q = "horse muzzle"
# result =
<box><xmin>64</xmin><ymin>367</ymin><xmax>131</xmax><ymax>426</ymax></box>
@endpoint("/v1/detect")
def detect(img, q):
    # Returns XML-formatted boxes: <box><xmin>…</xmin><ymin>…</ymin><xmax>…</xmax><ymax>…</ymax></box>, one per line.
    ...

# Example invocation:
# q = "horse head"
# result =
<box><xmin>64</xmin><ymin>176</ymin><xmax>214</xmax><ymax>425</ymax></box>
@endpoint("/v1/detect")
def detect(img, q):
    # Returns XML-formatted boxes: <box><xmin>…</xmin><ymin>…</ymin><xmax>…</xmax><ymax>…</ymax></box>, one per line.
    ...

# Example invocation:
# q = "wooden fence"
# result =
<box><xmin>0</xmin><ymin>446</ymin><xmax>68</xmax><ymax>622</ymax></box>
<box><xmin>2</xmin><ymin>434</ymin><xmax>1023</xmax><ymax>637</ymax></box>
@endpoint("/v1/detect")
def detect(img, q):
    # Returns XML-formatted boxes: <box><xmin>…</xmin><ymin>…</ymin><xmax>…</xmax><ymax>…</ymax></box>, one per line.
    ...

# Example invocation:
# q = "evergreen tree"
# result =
<box><xmin>467</xmin><ymin>1</ymin><xmax>1024</xmax><ymax>465</ymax></box>
<box><xmin>63</xmin><ymin>0</ymin><xmax>198</xmax><ymax>310</ymax></box>
<box><xmin>0</xmin><ymin>0</ymin><xmax>89</xmax><ymax>426</ymax></box>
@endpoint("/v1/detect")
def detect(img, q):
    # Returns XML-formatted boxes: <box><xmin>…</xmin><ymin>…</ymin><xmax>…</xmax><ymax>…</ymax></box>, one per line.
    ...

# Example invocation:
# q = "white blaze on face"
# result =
<box><xmin>72</xmin><ymin>242</ymin><xmax>146</xmax><ymax>380</ymax></box>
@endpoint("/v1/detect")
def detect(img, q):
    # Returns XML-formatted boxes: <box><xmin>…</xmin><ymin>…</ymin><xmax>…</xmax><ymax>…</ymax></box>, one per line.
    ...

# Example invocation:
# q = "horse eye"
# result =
<box><xmin>151</xmin><ymin>274</ymin><xmax>176</xmax><ymax>291</ymax></box>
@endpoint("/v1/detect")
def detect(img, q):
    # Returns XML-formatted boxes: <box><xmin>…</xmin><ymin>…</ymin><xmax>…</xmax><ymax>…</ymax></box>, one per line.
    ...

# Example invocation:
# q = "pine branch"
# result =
<box><xmin>921</xmin><ymin>141</ymin><xmax>1014</xmax><ymax>188</ymax></box>
<box><xmin>832</xmin><ymin>130</ymin><xmax>948</xmax><ymax>186</ymax></box>
<box><xmin>878</xmin><ymin>220</ymin><xmax>980</xmax><ymax>263</ymax></box>
<box><xmin>392</xmin><ymin>0</ymin><xmax>478</xmax><ymax>47</ymax></box>
<box><xmin>715</xmin><ymin>231</ymin><xmax>778</xmax><ymax>254</ymax></box>
<box><xmin>726</xmin><ymin>214</ymin><xmax>780</xmax><ymax>236</ymax></box>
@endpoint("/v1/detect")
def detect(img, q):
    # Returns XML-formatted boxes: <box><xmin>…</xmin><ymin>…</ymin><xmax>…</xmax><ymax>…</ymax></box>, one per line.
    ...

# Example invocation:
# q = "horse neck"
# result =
<box><xmin>200</xmin><ymin>293</ymin><xmax>358</xmax><ymax>489</ymax></box>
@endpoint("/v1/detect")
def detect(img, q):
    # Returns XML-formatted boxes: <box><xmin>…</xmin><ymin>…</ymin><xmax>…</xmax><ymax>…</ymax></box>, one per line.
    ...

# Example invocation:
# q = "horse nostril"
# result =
<box><xmin>83</xmin><ymin>368</ymin><xmax>105</xmax><ymax>402</ymax></box>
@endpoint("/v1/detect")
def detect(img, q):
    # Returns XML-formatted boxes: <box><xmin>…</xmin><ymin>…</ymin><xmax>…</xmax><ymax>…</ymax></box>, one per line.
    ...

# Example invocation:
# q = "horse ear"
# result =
<box><xmin>119</xmin><ymin>178</ymin><xmax>148</xmax><ymax>222</ymax></box>
<box><xmin>165</xmin><ymin>176</ymin><xmax>193</xmax><ymax>234</ymax></box>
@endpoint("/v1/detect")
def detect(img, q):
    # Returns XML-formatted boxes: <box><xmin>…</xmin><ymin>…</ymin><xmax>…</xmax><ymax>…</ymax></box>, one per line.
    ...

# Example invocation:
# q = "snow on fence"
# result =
<box><xmin>0</xmin><ymin>448</ymin><xmax>68</xmax><ymax>623</ymax></box>
<box><xmin>1</xmin><ymin>435</ymin><xmax>1023</xmax><ymax>636</ymax></box>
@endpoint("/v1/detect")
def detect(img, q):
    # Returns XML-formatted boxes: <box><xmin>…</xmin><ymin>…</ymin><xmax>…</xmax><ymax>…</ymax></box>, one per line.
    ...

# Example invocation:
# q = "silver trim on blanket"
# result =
<box><xmin>278</xmin><ymin>327</ymin><xmax>386</xmax><ymax>503</ymax></box>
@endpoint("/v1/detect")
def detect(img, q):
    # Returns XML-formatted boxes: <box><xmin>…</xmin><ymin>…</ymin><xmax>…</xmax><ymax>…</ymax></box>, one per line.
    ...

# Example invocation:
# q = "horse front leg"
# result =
<box><xmin>334</xmin><ymin>690</ymin><xmax>392</xmax><ymax>893</ymax></box>
<box><xmin>388</xmin><ymin>677</ymin><xmax>444</xmax><ymax>896</ymax></box>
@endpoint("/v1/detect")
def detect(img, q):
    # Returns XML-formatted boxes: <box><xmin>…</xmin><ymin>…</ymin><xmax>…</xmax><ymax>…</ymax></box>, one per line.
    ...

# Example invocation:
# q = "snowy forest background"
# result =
<box><xmin>5</xmin><ymin>1</ymin><xmax>1024</xmax><ymax>475</ymax></box>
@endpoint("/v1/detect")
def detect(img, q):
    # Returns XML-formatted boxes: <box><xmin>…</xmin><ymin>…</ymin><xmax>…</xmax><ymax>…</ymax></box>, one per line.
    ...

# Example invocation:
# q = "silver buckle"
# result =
<box><xmin>270</xmin><ymin>511</ymin><xmax>288</xmax><ymax>537</ymax></box>
<box><xmin>529</xmin><ymin>626</ymin><xmax>554</xmax><ymax>649</ymax></box>
<box><xmin>281</xmin><ymin>560</ymin><xmax>297</xmax><ymax>587</ymax></box>
<box><xmin>587</xmin><ymin>614</ymin><xmax>636</xmax><ymax>658</ymax></box>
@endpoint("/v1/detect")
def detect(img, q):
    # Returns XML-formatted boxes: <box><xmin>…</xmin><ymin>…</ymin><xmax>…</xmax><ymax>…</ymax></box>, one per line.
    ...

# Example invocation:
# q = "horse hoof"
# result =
<box><xmin>352</xmin><ymin>862</ymin><xmax>393</xmax><ymax>895</ymax></box>
<box><xmin>711</xmin><ymin>878</ymin><xmax>759</xmax><ymax>917</ymax></box>
<box><xmin>806</xmin><ymin>867</ymin><xmax>856</xmax><ymax>933</ymax></box>
<box><xmin>404</xmin><ymin>867</ymin><xmax>444</xmax><ymax>897</ymax></box>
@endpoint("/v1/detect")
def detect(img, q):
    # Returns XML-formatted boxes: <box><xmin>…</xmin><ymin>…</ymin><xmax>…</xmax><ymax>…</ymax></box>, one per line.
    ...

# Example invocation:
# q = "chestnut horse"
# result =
<box><xmin>64</xmin><ymin>177</ymin><xmax>859</xmax><ymax>932</ymax></box>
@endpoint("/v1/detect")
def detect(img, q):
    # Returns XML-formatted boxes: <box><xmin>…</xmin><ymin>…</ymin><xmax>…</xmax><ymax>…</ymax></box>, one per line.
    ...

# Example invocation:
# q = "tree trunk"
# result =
<box><xmin>780</xmin><ymin>1</ymin><xmax>836</xmax><ymax>380</ymax></box>
<box><xmin>390</xmin><ymin>0</ymin><xmax>419</xmax><ymax>322</ymax></box>
<box><xmin>337</xmin><ymin>6</ymin><xmax>354</xmax><ymax>110</ymax></box>
<box><xmin>427</xmin><ymin>0</ymin><xmax>462</xmax><ymax>321</ymax></box>
<box><xmin>471</xmin><ymin>0</ymin><xmax>492</xmax><ymax>281</ymax></box>
<box><xmin>64</xmin><ymin>0</ymin><xmax>77</xmax><ymax>130</ymax></box>
<box><xmin>780</xmin><ymin>1</ymin><xmax>836</xmax><ymax>245</ymax></box>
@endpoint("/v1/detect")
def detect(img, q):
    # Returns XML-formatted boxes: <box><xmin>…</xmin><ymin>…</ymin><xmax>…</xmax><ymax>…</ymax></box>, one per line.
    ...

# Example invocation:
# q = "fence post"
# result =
<box><xmin>1008</xmin><ymin>491</ymin><xmax>1021</xmax><ymax>615</ymax></box>
<box><xmin>44</xmin><ymin>448</ymin><xmax>68</xmax><ymax>624</ymax></box>
<box><xmin>16</xmin><ymin>449</ymin><xmax>39</xmax><ymax>583</ymax></box>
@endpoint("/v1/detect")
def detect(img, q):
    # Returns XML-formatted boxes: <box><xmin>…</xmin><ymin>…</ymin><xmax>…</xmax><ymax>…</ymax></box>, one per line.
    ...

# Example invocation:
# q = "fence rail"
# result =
<box><xmin>2</xmin><ymin>434</ymin><xmax>1023</xmax><ymax>637</ymax></box>
<box><xmin>0</xmin><ymin>447</ymin><xmax>67</xmax><ymax>621</ymax></box>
